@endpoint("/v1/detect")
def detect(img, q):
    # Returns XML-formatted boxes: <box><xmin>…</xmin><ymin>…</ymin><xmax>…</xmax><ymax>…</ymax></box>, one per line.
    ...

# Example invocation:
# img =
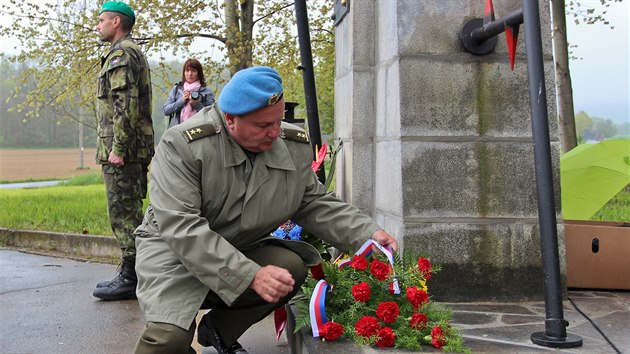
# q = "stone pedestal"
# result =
<box><xmin>334</xmin><ymin>0</ymin><xmax>562</xmax><ymax>301</ymax></box>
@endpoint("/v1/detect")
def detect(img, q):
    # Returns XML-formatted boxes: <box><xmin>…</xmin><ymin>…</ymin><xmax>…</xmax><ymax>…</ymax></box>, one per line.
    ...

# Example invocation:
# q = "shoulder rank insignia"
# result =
<box><xmin>182</xmin><ymin>124</ymin><xmax>221</xmax><ymax>143</ymax></box>
<box><xmin>280</xmin><ymin>126</ymin><xmax>309</xmax><ymax>144</ymax></box>
<box><xmin>110</xmin><ymin>49</ymin><xmax>124</xmax><ymax>58</ymax></box>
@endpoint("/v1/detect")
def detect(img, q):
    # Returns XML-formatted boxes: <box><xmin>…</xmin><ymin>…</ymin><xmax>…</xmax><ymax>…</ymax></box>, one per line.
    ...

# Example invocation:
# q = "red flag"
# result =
<box><xmin>505</xmin><ymin>25</ymin><xmax>520</xmax><ymax>70</ymax></box>
<box><xmin>274</xmin><ymin>306</ymin><xmax>287</xmax><ymax>341</ymax></box>
<box><xmin>311</xmin><ymin>143</ymin><xmax>328</xmax><ymax>173</ymax></box>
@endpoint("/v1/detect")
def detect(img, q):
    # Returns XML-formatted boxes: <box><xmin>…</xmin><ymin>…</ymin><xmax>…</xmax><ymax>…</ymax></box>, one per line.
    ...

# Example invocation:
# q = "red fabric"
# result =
<box><xmin>311</xmin><ymin>144</ymin><xmax>328</xmax><ymax>173</ymax></box>
<box><xmin>274</xmin><ymin>306</ymin><xmax>287</xmax><ymax>341</ymax></box>
<box><xmin>310</xmin><ymin>264</ymin><xmax>324</xmax><ymax>280</ymax></box>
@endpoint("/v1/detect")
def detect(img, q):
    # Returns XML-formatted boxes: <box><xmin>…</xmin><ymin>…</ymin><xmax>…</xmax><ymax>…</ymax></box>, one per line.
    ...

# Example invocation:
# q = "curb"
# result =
<box><xmin>0</xmin><ymin>228</ymin><xmax>120</xmax><ymax>263</ymax></box>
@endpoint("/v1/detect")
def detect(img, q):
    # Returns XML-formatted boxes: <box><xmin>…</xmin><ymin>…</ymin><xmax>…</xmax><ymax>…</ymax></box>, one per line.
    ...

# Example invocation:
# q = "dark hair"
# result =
<box><xmin>119</xmin><ymin>14</ymin><xmax>135</xmax><ymax>32</ymax></box>
<box><xmin>181</xmin><ymin>59</ymin><xmax>206</xmax><ymax>87</ymax></box>
<box><xmin>105</xmin><ymin>12</ymin><xmax>135</xmax><ymax>32</ymax></box>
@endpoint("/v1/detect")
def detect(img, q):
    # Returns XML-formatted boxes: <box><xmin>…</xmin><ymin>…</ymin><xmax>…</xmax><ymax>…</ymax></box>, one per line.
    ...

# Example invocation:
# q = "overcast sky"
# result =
<box><xmin>566</xmin><ymin>0</ymin><xmax>629</xmax><ymax>124</ymax></box>
<box><xmin>1</xmin><ymin>0</ymin><xmax>628</xmax><ymax>124</ymax></box>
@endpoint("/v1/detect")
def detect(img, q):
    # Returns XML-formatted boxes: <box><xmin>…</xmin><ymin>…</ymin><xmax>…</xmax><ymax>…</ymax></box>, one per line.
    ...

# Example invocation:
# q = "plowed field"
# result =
<box><xmin>0</xmin><ymin>148</ymin><xmax>101</xmax><ymax>181</ymax></box>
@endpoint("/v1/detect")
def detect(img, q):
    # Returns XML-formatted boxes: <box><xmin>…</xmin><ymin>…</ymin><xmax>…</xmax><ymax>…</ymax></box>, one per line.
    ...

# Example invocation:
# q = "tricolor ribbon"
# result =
<box><xmin>338</xmin><ymin>239</ymin><xmax>400</xmax><ymax>294</ymax></box>
<box><xmin>309</xmin><ymin>279</ymin><xmax>329</xmax><ymax>337</ymax></box>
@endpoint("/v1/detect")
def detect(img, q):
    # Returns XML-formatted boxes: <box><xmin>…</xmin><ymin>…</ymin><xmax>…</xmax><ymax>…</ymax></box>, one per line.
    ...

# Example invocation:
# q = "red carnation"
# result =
<box><xmin>409</xmin><ymin>313</ymin><xmax>428</xmax><ymax>330</ymax></box>
<box><xmin>417</xmin><ymin>257</ymin><xmax>433</xmax><ymax>279</ymax></box>
<box><xmin>376</xmin><ymin>301</ymin><xmax>400</xmax><ymax>323</ymax></box>
<box><xmin>351</xmin><ymin>282</ymin><xmax>371</xmax><ymax>302</ymax></box>
<box><xmin>349</xmin><ymin>255</ymin><xmax>369</xmax><ymax>271</ymax></box>
<box><xmin>369</xmin><ymin>260</ymin><xmax>390</xmax><ymax>281</ymax></box>
<box><xmin>375</xmin><ymin>327</ymin><xmax>396</xmax><ymax>347</ymax></box>
<box><xmin>406</xmin><ymin>286</ymin><xmax>429</xmax><ymax>310</ymax></box>
<box><xmin>430</xmin><ymin>326</ymin><xmax>446</xmax><ymax>349</ymax></box>
<box><xmin>354</xmin><ymin>316</ymin><xmax>381</xmax><ymax>337</ymax></box>
<box><xmin>319</xmin><ymin>321</ymin><xmax>344</xmax><ymax>341</ymax></box>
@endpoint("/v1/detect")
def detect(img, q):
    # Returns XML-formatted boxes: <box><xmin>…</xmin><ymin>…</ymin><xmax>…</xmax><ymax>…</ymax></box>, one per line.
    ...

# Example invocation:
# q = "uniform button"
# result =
<box><xmin>222</xmin><ymin>270</ymin><xmax>230</xmax><ymax>276</ymax></box>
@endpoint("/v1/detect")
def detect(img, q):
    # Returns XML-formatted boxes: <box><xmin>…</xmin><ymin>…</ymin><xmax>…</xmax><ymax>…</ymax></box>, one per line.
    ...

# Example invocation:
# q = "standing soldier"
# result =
<box><xmin>93</xmin><ymin>1</ymin><xmax>154</xmax><ymax>301</ymax></box>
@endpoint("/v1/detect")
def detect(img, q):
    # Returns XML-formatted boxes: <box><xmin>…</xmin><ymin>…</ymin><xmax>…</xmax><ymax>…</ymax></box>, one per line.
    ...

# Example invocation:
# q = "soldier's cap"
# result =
<box><xmin>218</xmin><ymin>66</ymin><xmax>283</xmax><ymax>116</ymax></box>
<box><xmin>99</xmin><ymin>1</ymin><xmax>135</xmax><ymax>22</ymax></box>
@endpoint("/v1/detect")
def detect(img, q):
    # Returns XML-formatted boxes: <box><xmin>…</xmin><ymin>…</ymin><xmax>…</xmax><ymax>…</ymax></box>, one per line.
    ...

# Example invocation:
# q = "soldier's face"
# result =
<box><xmin>96</xmin><ymin>13</ymin><xmax>117</xmax><ymax>43</ymax></box>
<box><xmin>225</xmin><ymin>98</ymin><xmax>285</xmax><ymax>153</ymax></box>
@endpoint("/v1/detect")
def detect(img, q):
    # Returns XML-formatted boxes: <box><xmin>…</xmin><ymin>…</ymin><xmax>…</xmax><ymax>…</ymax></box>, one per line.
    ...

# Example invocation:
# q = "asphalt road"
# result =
<box><xmin>0</xmin><ymin>249</ymin><xmax>290</xmax><ymax>354</ymax></box>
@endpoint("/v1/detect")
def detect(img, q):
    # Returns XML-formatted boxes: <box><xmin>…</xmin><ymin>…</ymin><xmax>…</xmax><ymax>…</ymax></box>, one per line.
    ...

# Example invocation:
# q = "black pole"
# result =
<box><xmin>470</xmin><ymin>8</ymin><xmax>523</xmax><ymax>42</ymax></box>
<box><xmin>294</xmin><ymin>0</ymin><xmax>326</xmax><ymax>184</ymax></box>
<box><xmin>523</xmin><ymin>0</ymin><xmax>581</xmax><ymax>348</ymax></box>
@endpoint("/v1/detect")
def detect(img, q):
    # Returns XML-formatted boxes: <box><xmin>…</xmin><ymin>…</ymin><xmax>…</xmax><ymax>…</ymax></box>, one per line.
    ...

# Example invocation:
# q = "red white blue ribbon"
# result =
<box><xmin>338</xmin><ymin>240</ymin><xmax>400</xmax><ymax>294</ymax></box>
<box><xmin>309</xmin><ymin>279</ymin><xmax>329</xmax><ymax>337</ymax></box>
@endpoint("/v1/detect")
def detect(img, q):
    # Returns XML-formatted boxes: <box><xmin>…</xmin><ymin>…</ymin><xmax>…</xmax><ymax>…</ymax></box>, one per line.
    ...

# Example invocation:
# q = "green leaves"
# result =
<box><xmin>1</xmin><ymin>0</ymin><xmax>335</xmax><ymax>135</ymax></box>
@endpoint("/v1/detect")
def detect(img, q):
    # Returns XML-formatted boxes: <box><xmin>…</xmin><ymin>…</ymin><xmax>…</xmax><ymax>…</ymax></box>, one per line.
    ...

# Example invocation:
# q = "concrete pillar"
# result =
<box><xmin>334</xmin><ymin>0</ymin><xmax>561</xmax><ymax>301</ymax></box>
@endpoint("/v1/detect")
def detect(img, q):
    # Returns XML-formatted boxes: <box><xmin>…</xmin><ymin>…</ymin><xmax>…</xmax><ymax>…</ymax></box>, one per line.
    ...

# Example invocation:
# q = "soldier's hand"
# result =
<box><xmin>249</xmin><ymin>265</ymin><xmax>295</xmax><ymax>303</ymax></box>
<box><xmin>108</xmin><ymin>151</ymin><xmax>125</xmax><ymax>167</ymax></box>
<box><xmin>371</xmin><ymin>229</ymin><xmax>398</xmax><ymax>252</ymax></box>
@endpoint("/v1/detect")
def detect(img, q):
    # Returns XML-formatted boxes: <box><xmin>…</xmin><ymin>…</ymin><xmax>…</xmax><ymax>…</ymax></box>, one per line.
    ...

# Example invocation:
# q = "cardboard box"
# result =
<box><xmin>564</xmin><ymin>220</ymin><xmax>630</xmax><ymax>290</ymax></box>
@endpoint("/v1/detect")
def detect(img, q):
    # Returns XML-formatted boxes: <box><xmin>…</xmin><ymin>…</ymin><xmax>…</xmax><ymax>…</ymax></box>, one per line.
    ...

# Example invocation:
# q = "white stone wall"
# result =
<box><xmin>334</xmin><ymin>0</ymin><xmax>562</xmax><ymax>301</ymax></box>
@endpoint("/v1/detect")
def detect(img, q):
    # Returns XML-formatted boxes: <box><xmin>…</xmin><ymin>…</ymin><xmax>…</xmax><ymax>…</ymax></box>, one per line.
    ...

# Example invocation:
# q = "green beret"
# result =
<box><xmin>99</xmin><ymin>1</ymin><xmax>135</xmax><ymax>22</ymax></box>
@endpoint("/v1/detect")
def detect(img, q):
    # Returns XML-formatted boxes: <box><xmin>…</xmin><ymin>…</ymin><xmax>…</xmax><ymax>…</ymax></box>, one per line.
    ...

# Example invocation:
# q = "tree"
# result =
<box><xmin>551</xmin><ymin>0</ymin><xmax>624</xmax><ymax>153</ymax></box>
<box><xmin>0</xmin><ymin>0</ymin><xmax>336</xmax><ymax>137</ymax></box>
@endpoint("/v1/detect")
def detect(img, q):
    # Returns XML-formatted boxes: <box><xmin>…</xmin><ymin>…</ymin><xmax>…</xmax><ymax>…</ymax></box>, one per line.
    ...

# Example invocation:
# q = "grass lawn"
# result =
<box><xmin>0</xmin><ymin>174</ymin><xmax>627</xmax><ymax>236</ymax></box>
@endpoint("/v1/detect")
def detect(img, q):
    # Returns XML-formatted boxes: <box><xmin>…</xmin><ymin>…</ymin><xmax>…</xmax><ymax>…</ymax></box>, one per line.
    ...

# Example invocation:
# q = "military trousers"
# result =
<box><xmin>102</xmin><ymin>163</ymin><xmax>148</xmax><ymax>258</ymax></box>
<box><xmin>133</xmin><ymin>244</ymin><xmax>308</xmax><ymax>354</ymax></box>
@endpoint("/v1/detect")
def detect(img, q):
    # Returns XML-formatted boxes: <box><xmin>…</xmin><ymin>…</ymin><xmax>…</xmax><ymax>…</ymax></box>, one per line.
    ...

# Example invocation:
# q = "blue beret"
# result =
<box><xmin>218</xmin><ymin>66</ymin><xmax>283</xmax><ymax>115</ymax></box>
<box><xmin>99</xmin><ymin>1</ymin><xmax>135</xmax><ymax>22</ymax></box>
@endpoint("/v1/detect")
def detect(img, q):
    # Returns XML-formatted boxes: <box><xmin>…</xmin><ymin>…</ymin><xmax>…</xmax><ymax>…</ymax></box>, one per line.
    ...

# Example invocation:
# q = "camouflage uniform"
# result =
<box><xmin>96</xmin><ymin>33</ymin><xmax>154</xmax><ymax>257</ymax></box>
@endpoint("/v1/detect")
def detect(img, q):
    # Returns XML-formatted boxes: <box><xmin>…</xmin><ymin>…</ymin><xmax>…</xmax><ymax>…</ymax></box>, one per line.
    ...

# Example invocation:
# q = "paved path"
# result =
<box><xmin>0</xmin><ymin>250</ymin><xmax>289</xmax><ymax>354</ymax></box>
<box><xmin>2</xmin><ymin>248</ymin><xmax>629</xmax><ymax>354</ymax></box>
<box><xmin>0</xmin><ymin>180</ymin><xmax>67</xmax><ymax>189</ymax></box>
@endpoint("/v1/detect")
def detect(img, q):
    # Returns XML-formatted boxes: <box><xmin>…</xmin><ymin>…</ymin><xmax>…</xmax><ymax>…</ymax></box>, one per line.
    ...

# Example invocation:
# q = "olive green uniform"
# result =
<box><xmin>134</xmin><ymin>105</ymin><xmax>380</xmax><ymax>346</ymax></box>
<box><xmin>96</xmin><ymin>34</ymin><xmax>154</xmax><ymax>257</ymax></box>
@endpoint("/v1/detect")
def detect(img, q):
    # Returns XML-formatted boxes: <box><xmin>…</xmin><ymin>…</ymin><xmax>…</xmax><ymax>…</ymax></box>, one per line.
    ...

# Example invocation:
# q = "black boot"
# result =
<box><xmin>197</xmin><ymin>313</ymin><xmax>248</xmax><ymax>354</ymax></box>
<box><xmin>93</xmin><ymin>257</ymin><xmax>137</xmax><ymax>301</ymax></box>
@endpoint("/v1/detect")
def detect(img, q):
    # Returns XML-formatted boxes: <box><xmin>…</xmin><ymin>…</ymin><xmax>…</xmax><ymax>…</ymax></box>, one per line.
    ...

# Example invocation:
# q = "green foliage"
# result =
<box><xmin>0</xmin><ymin>0</ymin><xmax>336</xmax><ymax>139</ymax></box>
<box><xmin>591</xmin><ymin>185</ymin><xmax>630</xmax><ymax>222</ymax></box>
<box><xmin>254</xmin><ymin>1</ymin><xmax>336</xmax><ymax>134</ymax></box>
<box><xmin>567</xmin><ymin>0</ymin><xmax>624</xmax><ymax>28</ymax></box>
<box><xmin>574</xmin><ymin>111</ymin><xmax>624</xmax><ymax>142</ymax></box>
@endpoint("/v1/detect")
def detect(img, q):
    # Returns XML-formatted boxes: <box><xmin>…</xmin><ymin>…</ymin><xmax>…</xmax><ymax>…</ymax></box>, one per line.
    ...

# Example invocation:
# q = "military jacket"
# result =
<box><xmin>96</xmin><ymin>34</ymin><xmax>154</xmax><ymax>164</ymax></box>
<box><xmin>135</xmin><ymin>105</ymin><xmax>381</xmax><ymax>330</ymax></box>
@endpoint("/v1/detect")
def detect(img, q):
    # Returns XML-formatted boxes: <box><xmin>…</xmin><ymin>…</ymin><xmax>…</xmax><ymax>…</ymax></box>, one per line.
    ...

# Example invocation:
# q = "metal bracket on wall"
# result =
<box><xmin>333</xmin><ymin>0</ymin><xmax>349</xmax><ymax>26</ymax></box>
